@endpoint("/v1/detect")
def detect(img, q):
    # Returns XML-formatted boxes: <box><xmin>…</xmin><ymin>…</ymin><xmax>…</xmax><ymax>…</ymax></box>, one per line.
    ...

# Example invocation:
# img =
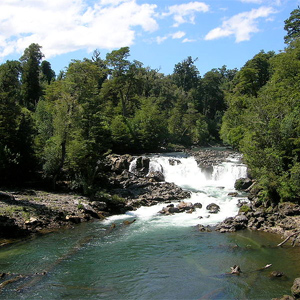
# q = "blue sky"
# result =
<box><xmin>0</xmin><ymin>0</ymin><xmax>298</xmax><ymax>76</ymax></box>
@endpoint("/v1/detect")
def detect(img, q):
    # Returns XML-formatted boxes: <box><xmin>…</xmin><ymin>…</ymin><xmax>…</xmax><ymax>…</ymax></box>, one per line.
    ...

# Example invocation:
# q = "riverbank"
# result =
<box><xmin>1</xmin><ymin>148</ymin><xmax>300</xmax><ymax>248</ymax></box>
<box><xmin>215</xmin><ymin>178</ymin><xmax>300</xmax><ymax>247</ymax></box>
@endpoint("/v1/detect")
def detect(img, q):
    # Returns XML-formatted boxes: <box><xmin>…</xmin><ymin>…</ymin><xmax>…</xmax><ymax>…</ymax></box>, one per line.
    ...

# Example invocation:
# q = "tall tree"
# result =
<box><xmin>0</xmin><ymin>60</ymin><xmax>35</xmax><ymax>182</ymax></box>
<box><xmin>284</xmin><ymin>6</ymin><xmax>300</xmax><ymax>44</ymax></box>
<box><xmin>40</xmin><ymin>60</ymin><xmax>55</xmax><ymax>84</ymax></box>
<box><xmin>172</xmin><ymin>56</ymin><xmax>200</xmax><ymax>92</ymax></box>
<box><xmin>20</xmin><ymin>43</ymin><xmax>44</xmax><ymax>109</ymax></box>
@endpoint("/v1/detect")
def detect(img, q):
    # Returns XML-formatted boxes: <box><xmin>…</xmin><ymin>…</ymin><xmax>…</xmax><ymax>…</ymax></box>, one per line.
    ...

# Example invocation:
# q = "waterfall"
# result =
<box><xmin>146</xmin><ymin>155</ymin><xmax>247</xmax><ymax>190</ymax></box>
<box><xmin>122</xmin><ymin>153</ymin><xmax>248</xmax><ymax>227</ymax></box>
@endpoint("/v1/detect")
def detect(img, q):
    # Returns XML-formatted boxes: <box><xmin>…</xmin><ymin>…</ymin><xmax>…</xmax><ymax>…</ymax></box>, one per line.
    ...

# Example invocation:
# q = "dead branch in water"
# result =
<box><xmin>277</xmin><ymin>232</ymin><xmax>300</xmax><ymax>247</ymax></box>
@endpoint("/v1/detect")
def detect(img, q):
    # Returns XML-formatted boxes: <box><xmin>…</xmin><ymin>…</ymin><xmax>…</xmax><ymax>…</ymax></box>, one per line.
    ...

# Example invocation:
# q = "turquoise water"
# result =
<box><xmin>0</xmin><ymin>221</ymin><xmax>299</xmax><ymax>299</ymax></box>
<box><xmin>0</xmin><ymin>154</ymin><xmax>299</xmax><ymax>299</ymax></box>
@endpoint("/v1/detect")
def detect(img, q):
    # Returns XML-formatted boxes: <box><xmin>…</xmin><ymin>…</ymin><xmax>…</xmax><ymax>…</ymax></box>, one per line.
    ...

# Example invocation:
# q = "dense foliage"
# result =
<box><xmin>221</xmin><ymin>6</ymin><xmax>300</xmax><ymax>204</ymax></box>
<box><xmin>1</xmin><ymin>6</ymin><xmax>299</xmax><ymax>203</ymax></box>
<box><xmin>0</xmin><ymin>44</ymin><xmax>232</xmax><ymax>193</ymax></box>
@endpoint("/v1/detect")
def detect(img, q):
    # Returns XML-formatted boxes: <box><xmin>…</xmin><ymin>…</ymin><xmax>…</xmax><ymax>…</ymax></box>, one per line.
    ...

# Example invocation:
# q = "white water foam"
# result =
<box><xmin>104</xmin><ymin>153</ymin><xmax>248</xmax><ymax>228</ymax></box>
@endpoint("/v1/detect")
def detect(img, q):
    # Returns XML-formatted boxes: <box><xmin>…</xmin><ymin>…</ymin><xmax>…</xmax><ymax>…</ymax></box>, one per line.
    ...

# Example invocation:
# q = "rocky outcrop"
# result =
<box><xmin>106</xmin><ymin>155</ymin><xmax>191</xmax><ymax>209</ymax></box>
<box><xmin>186</xmin><ymin>149</ymin><xmax>240</xmax><ymax>167</ymax></box>
<box><xmin>234</xmin><ymin>177</ymin><xmax>253</xmax><ymax>191</ymax></box>
<box><xmin>159</xmin><ymin>201</ymin><xmax>196</xmax><ymax>215</ymax></box>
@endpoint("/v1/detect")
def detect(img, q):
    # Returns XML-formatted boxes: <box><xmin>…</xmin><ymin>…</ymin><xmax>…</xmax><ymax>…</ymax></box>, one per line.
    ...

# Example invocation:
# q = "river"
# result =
<box><xmin>0</xmin><ymin>152</ymin><xmax>300</xmax><ymax>299</ymax></box>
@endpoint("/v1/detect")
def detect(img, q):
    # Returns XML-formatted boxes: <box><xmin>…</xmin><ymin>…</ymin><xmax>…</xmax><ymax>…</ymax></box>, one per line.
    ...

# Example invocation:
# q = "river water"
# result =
<box><xmin>1</xmin><ymin>153</ymin><xmax>300</xmax><ymax>299</ymax></box>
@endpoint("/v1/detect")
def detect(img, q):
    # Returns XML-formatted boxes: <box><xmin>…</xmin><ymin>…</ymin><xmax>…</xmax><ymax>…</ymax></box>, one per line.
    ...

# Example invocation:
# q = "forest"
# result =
<box><xmin>0</xmin><ymin>7</ymin><xmax>299</xmax><ymax>204</ymax></box>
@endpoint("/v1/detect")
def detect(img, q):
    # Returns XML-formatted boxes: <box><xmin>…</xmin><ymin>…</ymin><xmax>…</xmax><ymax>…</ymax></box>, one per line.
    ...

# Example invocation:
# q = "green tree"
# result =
<box><xmin>284</xmin><ymin>6</ymin><xmax>300</xmax><ymax>44</ymax></box>
<box><xmin>40</xmin><ymin>60</ymin><xmax>55</xmax><ymax>84</ymax></box>
<box><xmin>172</xmin><ymin>56</ymin><xmax>200</xmax><ymax>92</ymax></box>
<box><xmin>0</xmin><ymin>60</ymin><xmax>36</xmax><ymax>182</ymax></box>
<box><xmin>20</xmin><ymin>43</ymin><xmax>44</xmax><ymax>109</ymax></box>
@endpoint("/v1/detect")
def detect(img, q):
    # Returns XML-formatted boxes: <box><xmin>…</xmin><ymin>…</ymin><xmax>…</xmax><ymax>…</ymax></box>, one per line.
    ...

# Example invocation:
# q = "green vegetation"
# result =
<box><xmin>0</xmin><ymin>43</ymin><xmax>232</xmax><ymax>194</ymax></box>
<box><xmin>221</xmin><ymin>7</ymin><xmax>300</xmax><ymax>204</ymax></box>
<box><xmin>1</xmin><ymin>7</ymin><xmax>300</xmax><ymax>205</ymax></box>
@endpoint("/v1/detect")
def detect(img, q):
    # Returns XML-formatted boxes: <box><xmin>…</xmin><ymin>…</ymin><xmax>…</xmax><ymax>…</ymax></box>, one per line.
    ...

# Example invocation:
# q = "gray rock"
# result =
<box><xmin>291</xmin><ymin>278</ymin><xmax>300</xmax><ymax>298</ymax></box>
<box><xmin>147</xmin><ymin>171</ymin><xmax>165</xmax><ymax>182</ymax></box>
<box><xmin>206</xmin><ymin>203</ymin><xmax>220</xmax><ymax>214</ymax></box>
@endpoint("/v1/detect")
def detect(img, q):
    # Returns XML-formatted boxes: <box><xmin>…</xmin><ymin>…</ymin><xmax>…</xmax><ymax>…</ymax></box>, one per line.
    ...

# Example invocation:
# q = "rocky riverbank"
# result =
<box><xmin>214</xmin><ymin>177</ymin><xmax>300</xmax><ymax>247</ymax></box>
<box><xmin>0</xmin><ymin>153</ymin><xmax>192</xmax><ymax>243</ymax></box>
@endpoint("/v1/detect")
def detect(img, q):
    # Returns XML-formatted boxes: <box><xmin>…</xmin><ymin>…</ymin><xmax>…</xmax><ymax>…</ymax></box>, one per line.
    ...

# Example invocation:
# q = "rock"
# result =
<box><xmin>279</xmin><ymin>203</ymin><xmax>300</xmax><ymax>216</ymax></box>
<box><xmin>123</xmin><ymin>219</ymin><xmax>136</xmax><ymax>225</ymax></box>
<box><xmin>291</xmin><ymin>278</ymin><xmax>300</xmax><ymax>298</ymax></box>
<box><xmin>65</xmin><ymin>215</ymin><xmax>81</xmax><ymax>224</ymax></box>
<box><xmin>91</xmin><ymin>201</ymin><xmax>107</xmax><ymax>211</ymax></box>
<box><xmin>228</xmin><ymin>192</ymin><xmax>238</xmax><ymax>197</ymax></box>
<box><xmin>206</xmin><ymin>203</ymin><xmax>220</xmax><ymax>214</ymax></box>
<box><xmin>108</xmin><ymin>154</ymin><xmax>133</xmax><ymax>174</ymax></box>
<box><xmin>131</xmin><ymin>156</ymin><xmax>150</xmax><ymax>176</ymax></box>
<box><xmin>237</xmin><ymin>199</ymin><xmax>249</xmax><ymax>208</ymax></box>
<box><xmin>272</xmin><ymin>295</ymin><xmax>295</xmax><ymax>300</ymax></box>
<box><xmin>169</xmin><ymin>158</ymin><xmax>181</xmax><ymax>166</ymax></box>
<box><xmin>234</xmin><ymin>215</ymin><xmax>248</xmax><ymax>223</ymax></box>
<box><xmin>234</xmin><ymin>178</ymin><xmax>252</xmax><ymax>191</ymax></box>
<box><xmin>147</xmin><ymin>171</ymin><xmax>165</xmax><ymax>182</ymax></box>
<box><xmin>270</xmin><ymin>271</ymin><xmax>284</xmax><ymax>278</ymax></box>
<box><xmin>0</xmin><ymin>191</ymin><xmax>15</xmax><ymax>201</ymax></box>
<box><xmin>168</xmin><ymin>207</ymin><xmax>180</xmax><ymax>214</ymax></box>
<box><xmin>194</xmin><ymin>203</ymin><xmax>203</xmax><ymax>209</ymax></box>
<box><xmin>197</xmin><ymin>224</ymin><xmax>213</xmax><ymax>232</ymax></box>
<box><xmin>0</xmin><ymin>216</ymin><xmax>30</xmax><ymax>238</ymax></box>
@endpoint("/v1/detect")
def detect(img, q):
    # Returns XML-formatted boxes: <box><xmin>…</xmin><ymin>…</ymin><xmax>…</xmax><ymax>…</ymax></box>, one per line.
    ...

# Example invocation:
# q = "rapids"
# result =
<box><xmin>0</xmin><ymin>152</ymin><xmax>299</xmax><ymax>299</ymax></box>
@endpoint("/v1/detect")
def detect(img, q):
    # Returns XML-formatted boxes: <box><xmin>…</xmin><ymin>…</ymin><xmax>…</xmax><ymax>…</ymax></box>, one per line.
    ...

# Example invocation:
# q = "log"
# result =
<box><xmin>0</xmin><ymin>275</ymin><xmax>24</xmax><ymax>291</ymax></box>
<box><xmin>277</xmin><ymin>232</ymin><xmax>300</xmax><ymax>247</ymax></box>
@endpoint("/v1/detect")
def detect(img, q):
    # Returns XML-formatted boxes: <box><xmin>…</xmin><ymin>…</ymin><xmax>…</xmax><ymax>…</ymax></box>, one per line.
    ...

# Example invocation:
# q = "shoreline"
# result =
<box><xmin>0</xmin><ymin>149</ymin><xmax>299</xmax><ymax>247</ymax></box>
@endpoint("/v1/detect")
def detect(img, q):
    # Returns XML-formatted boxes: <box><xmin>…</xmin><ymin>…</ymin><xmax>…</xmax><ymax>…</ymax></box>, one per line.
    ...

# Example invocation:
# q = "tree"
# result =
<box><xmin>20</xmin><ymin>43</ymin><xmax>44</xmax><ymax>109</ymax></box>
<box><xmin>40</xmin><ymin>61</ymin><xmax>55</xmax><ymax>84</ymax></box>
<box><xmin>0</xmin><ymin>60</ymin><xmax>36</xmax><ymax>182</ymax></box>
<box><xmin>284</xmin><ymin>6</ymin><xmax>300</xmax><ymax>44</ymax></box>
<box><xmin>172</xmin><ymin>56</ymin><xmax>200</xmax><ymax>92</ymax></box>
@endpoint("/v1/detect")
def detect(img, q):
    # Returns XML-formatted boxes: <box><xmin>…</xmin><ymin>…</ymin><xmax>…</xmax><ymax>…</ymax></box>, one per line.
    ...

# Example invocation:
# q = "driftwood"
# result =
<box><xmin>277</xmin><ymin>232</ymin><xmax>300</xmax><ymax>247</ymax></box>
<box><xmin>256</xmin><ymin>264</ymin><xmax>272</xmax><ymax>271</ymax></box>
<box><xmin>0</xmin><ymin>275</ymin><xmax>24</xmax><ymax>291</ymax></box>
<box><xmin>230</xmin><ymin>265</ymin><xmax>241</xmax><ymax>274</ymax></box>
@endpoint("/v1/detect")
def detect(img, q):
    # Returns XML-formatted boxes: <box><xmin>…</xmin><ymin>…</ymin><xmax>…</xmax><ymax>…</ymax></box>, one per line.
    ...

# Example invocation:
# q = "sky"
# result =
<box><xmin>0</xmin><ymin>0</ymin><xmax>298</xmax><ymax>76</ymax></box>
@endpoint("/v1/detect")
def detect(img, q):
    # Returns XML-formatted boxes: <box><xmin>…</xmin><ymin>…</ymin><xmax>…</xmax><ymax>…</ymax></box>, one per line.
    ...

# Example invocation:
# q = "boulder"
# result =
<box><xmin>169</xmin><ymin>159</ymin><xmax>181</xmax><ymax>166</ymax></box>
<box><xmin>194</xmin><ymin>203</ymin><xmax>203</xmax><ymax>209</ymax></box>
<box><xmin>133</xmin><ymin>156</ymin><xmax>150</xmax><ymax>175</ymax></box>
<box><xmin>234</xmin><ymin>215</ymin><xmax>248</xmax><ymax>223</ymax></box>
<box><xmin>270</xmin><ymin>271</ymin><xmax>284</xmax><ymax>278</ymax></box>
<box><xmin>291</xmin><ymin>278</ymin><xmax>300</xmax><ymax>298</ymax></box>
<box><xmin>279</xmin><ymin>202</ymin><xmax>300</xmax><ymax>216</ymax></box>
<box><xmin>108</xmin><ymin>154</ymin><xmax>132</xmax><ymax>174</ymax></box>
<box><xmin>234</xmin><ymin>178</ymin><xmax>252</xmax><ymax>191</ymax></box>
<box><xmin>147</xmin><ymin>171</ymin><xmax>165</xmax><ymax>182</ymax></box>
<box><xmin>197</xmin><ymin>224</ymin><xmax>213</xmax><ymax>232</ymax></box>
<box><xmin>177</xmin><ymin>201</ymin><xmax>194</xmax><ymax>211</ymax></box>
<box><xmin>206</xmin><ymin>203</ymin><xmax>220</xmax><ymax>214</ymax></box>
<box><xmin>228</xmin><ymin>192</ymin><xmax>238</xmax><ymax>197</ymax></box>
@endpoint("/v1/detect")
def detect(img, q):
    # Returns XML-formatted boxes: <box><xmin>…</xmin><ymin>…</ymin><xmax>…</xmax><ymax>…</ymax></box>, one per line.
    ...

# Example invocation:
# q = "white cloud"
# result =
<box><xmin>240</xmin><ymin>0</ymin><xmax>262</xmax><ymax>3</ymax></box>
<box><xmin>182</xmin><ymin>38</ymin><xmax>196</xmax><ymax>43</ymax></box>
<box><xmin>156</xmin><ymin>31</ymin><xmax>186</xmax><ymax>44</ymax></box>
<box><xmin>239</xmin><ymin>0</ymin><xmax>282</xmax><ymax>5</ymax></box>
<box><xmin>171</xmin><ymin>31</ymin><xmax>186</xmax><ymax>39</ymax></box>
<box><xmin>0</xmin><ymin>0</ymin><xmax>158</xmax><ymax>59</ymax></box>
<box><xmin>205</xmin><ymin>6</ymin><xmax>276</xmax><ymax>42</ymax></box>
<box><xmin>162</xmin><ymin>1</ymin><xmax>209</xmax><ymax>27</ymax></box>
